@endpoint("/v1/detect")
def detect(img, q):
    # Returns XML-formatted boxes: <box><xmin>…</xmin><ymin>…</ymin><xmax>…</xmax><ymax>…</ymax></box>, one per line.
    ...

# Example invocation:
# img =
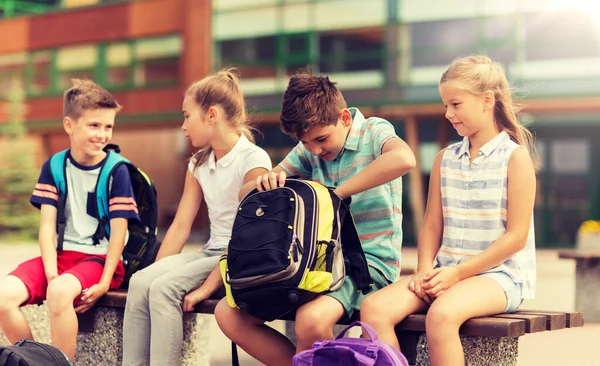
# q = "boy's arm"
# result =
<box><xmin>39</xmin><ymin>204</ymin><xmax>59</xmax><ymax>282</ymax></box>
<box><xmin>333</xmin><ymin>137</ymin><xmax>416</xmax><ymax>199</ymax></box>
<box><xmin>76</xmin><ymin>218</ymin><xmax>128</xmax><ymax>313</ymax></box>
<box><xmin>30</xmin><ymin>160</ymin><xmax>60</xmax><ymax>283</ymax></box>
<box><xmin>156</xmin><ymin>170</ymin><xmax>204</xmax><ymax>261</ymax></box>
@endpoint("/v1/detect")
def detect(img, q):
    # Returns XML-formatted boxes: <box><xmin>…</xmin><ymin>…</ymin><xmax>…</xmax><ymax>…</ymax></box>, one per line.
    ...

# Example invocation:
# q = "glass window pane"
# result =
<box><xmin>214</xmin><ymin>8</ymin><xmax>278</xmax><ymax>40</ymax></box>
<box><xmin>315</xmin><ymin>0</ymin><xmax>385</xmax><ymax>32</ymax></box>
<box><xmin>217</xmin><ymin>36</ymin><xmax>276</xmax><ymax>80</ymax></box>
<box><xmin>525</xmin><ymin>11</ymin><xmax>600</xmax><ymax>61</ymax></box>
<box><xmin>63</xmin><ymin>0</ymin><xmax>100</xmax><ymax>8</ymax></box>
<box><xmin>411</xmin><ymin>19</ymin><xmax>479</xmax><ymax>67</ymax></box>
<box><xmin>107</xmin><ymin>43</ymin><xmax>132</xmax><ymax>85</ymax></box>
<box><xmin>213</xmin><ymin>0</ymin><xmax>277</xmax><ymax>12</ymax></box>
<box><xmin>56</xmin><ymin>45</ymin><xmax>97</xmax><ymax>89</ymax></box>
<box><xmin>56</xmin><ymin>44</ymin><xmax>96</xmax><ymax>70</ymax></box>
<box><xmin>399</xmin><ymin>0</ymin><xmax>477</xmax><ymax>22</ymax></box>
<box><xmin>30</xmin><ymin>51</ymin><xmax>52</xmax><ymax>94</ymax></box>
<box><xmin>0</xmin><ymin>53</ymin><xmax>26</xmax><ymax>97</ymax></box>
<box><xmin>550</xmin><ymin>139</ymin><xmax>589</xmax><ymax>174</ymax></box>
<box><xmin>319</xmin><ymin>27</ymin><xmax>384</xmax><ymax>73</ymax></box>
<box><xmin>282</xmin><ymin>3</ymin><xmax>310</xmax><ymax>32</ymax></box>
<box><xmin>134</xmin><ymin>36</ymin><xmax>181</xmax><ymax>86</ymax></box>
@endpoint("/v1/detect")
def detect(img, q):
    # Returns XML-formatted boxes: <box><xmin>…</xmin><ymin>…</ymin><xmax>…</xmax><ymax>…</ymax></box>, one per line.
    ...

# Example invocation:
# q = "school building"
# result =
<box><xmin>1</xmin><ymin>0</ymin><xmax>599</xmax><ymax>247</ymax></box>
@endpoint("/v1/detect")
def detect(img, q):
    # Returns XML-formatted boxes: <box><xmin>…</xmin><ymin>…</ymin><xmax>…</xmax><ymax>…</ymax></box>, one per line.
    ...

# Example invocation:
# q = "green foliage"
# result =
<box><xmin>0</xmin><ymin>79</ymin><xmax>40</xmax><ymax>240</ymax></box>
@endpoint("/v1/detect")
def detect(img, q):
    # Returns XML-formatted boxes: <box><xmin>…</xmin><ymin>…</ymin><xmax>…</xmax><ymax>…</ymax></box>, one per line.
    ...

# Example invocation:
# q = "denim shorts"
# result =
<box><xmin>480</xmin><ymin>272</ymin><xmax>523</xmax><ymax>313</ymax></box>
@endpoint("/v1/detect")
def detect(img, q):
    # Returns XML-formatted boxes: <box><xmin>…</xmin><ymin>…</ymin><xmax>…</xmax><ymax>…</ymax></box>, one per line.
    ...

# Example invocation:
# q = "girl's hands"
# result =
<box><xmin>409</xmin><ymin>268</ymin><xmax>434</xmax><ymax>304</ymax></box>
<box><xmin>421</xmin><ymin>266</ymin><xmax>461</xmax><ymax>298</ymax></box>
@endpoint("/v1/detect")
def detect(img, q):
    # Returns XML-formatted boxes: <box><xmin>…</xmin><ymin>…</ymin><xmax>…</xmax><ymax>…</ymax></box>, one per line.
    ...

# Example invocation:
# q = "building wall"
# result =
<box><xmin>0</xmin><ymin>0</ymin><xmax>212</xmax><ymax>229</ymax></box>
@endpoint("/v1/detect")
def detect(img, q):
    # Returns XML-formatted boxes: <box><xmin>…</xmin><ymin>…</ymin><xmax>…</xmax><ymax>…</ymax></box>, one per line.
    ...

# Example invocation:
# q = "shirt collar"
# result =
<box><xmin>457</xmin><ymin>131</ymin><xmax>509</xmax><ymax>158</ymax></box>
<box><xmin>343</xmin><ymin>108</ymin><xmax>365</xmax><ymax>152</ymax></box>
<box><xmin>207</xmin><ymin>134</ymin><xmax>249</xmax><ymax>171</ymax></box>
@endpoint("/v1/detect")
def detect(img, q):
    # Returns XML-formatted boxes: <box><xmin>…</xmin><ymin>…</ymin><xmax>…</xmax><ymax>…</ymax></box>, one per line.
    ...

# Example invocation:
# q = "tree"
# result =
<box><xmin>0</xmin><ymin>78</ymin><xmax>39</xmax><ymax>240</ymax></box>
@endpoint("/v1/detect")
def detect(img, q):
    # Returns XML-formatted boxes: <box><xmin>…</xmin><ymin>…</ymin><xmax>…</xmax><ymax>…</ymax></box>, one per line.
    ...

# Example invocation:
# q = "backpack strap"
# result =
<box><xmin>0</xmin><ymin>349</ymin><xmax>11</xmax><ymax>365</ymax></box>
<box><xmin>49</xmin><ymin>150</ymin><xmax>69</xmax><ymax>252</ymax></box>
<box><xmin>93</xmin><ymin>150</ymin><xmax>130</xmax><ymax>243</ymax></box>
<box><xmin>335</xmin><ymin>194</ymin><xmax>374</xmax><ymax>295</ymax></box>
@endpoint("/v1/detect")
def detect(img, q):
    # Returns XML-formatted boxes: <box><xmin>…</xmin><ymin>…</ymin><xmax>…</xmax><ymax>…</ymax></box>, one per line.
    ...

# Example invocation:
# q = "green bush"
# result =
<box><xmin>0</xmin><ymin>79</ymin><xmax>40</xmax><ymax>240</ymax></box>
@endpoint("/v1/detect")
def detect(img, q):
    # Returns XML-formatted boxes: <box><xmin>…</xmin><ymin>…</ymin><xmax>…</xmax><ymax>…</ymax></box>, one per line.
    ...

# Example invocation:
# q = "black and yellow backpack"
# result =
<box><xmin>219</xmin><ymin>178</ymin><xmax>373</xmax><ymax>321</ymax></box>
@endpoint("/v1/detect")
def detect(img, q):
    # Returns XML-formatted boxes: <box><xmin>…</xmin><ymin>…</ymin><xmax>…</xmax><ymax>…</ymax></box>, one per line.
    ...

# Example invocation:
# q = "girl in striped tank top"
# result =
<box><xmin>361</xmin><ymin>55</ymin><xmax>537</xmax><ymax>366</ymax></box>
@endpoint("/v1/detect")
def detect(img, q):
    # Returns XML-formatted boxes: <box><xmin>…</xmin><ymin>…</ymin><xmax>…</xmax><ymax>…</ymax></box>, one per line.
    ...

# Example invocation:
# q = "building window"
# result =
<box><xmin>0</xmin><ymin>53</ymin><xmax>26</xmax><ymax>98</ymax></box>
<box><xmin>106</xmin><ymin>42</ymin><xmax>132</xmax><ymax>86</ymax></box>
<box><xmin>411</xmin><ymin>19</ymin><xmax>479</xmax><ymax>68</ymax></box>
<box><xmin>29</xmin><ymin>51</ymin><xmax>53</xmax><ymax>94</ymax></box>
<box><xmin>56</xmin><ymin>44</ymin><xmax>97</xmax><ymax>89</ymax></box>
<box><xmin>218</xmin><ymin>36</ymin><xmax>277</xmax><ymax>79</ymax></box>
<box><xmin>318</xmin><ymin>27</ymin><xmax>384</xmax><ymax>73</ymax></box>
<box><xmin>134</xmin><ymin>36</ymin><xmax>181</xmax><ymax>86</ymax></box>
<box><xmin>525</xmin><ymin>11</ymin><xmax>600</xmax><ymax>61</ymax></box>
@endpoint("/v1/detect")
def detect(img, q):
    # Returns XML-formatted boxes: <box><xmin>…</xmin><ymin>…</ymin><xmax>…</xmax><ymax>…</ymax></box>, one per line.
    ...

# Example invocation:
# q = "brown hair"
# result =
<box><xmin>187</xmin><ymin>68</ymin><xmax>255</xmax><ymax>168</ymax></box>
<box><xmin>280</xmin><ymin>66</ymin><xmax>347</xmax><ymax>140</ymax></box>
<box><xmin>440</xmin><ymin>55</ymin><xmax>537</xmax><ymax>167</ymax></box>
<box><xmin>63</xmin><ymin>79</ymin><xmax>121</xmax><ymax>119</ymax></box>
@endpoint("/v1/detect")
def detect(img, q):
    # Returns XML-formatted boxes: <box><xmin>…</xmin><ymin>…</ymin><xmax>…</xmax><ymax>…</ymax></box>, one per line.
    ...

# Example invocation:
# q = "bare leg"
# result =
<box><xmin>426</xmin><ymin>276</ymin><xmax>507</xmax><ymax>366</ymax></box>
<box><xmin>215</xmin><ymin>299</ymin><xmax>295</xmax><ymax>366</ymax></box>
<box><xmin>294</xmin><ymin>295</ymin><xmax>345</xmax><ymax>352</ymax></box>
<box><xmin>46</xmin><ymin>274</ymin><xmax>82</xmax><ymax>361</ymax></box>
<box><xmin>360</xmin><ymin>277</ymin><xmax>428</xmax><ymax>350</ymax></box>
<box><xmin>0</xmin><ymin>276</ymin><xmax>33</xmax><ymax>343</ymax></box>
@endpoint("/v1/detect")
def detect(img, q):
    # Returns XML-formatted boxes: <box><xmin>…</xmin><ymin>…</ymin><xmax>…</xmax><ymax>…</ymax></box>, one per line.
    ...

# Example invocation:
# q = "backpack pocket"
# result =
<box><xmin>227</xmin><ymin>188</ymin><xmax>306</xmax><ymax>287</ymax></box>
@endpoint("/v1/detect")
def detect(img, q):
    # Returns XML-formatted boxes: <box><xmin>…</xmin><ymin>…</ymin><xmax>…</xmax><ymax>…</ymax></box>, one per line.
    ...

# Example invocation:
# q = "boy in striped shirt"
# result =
<box><xmin>215</xmin><ymin>68</ymin><xmax>416</xmax><ymax>366</ymax></box>
<box><xmin>0</xmin><ymin>79</ymin><xmax>139</xmax><ymax>362</ymax></box>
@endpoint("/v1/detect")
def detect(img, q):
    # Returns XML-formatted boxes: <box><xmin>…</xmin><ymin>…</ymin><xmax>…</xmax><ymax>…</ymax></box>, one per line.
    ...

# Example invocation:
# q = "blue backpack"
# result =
<box><xmin>48</xmin><ymin>144</ymin><xmax>161</xmax><ymax>288</ymax></box>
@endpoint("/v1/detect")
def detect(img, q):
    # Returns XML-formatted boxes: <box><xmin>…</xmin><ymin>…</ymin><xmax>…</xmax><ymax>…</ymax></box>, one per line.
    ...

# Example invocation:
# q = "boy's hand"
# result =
<box><xmin>183</xmin><ymin>288</ymin><xmax>209</xmax><ymax>312</ymax></box>
<box><xmin>256</xmin><ymin>171</ymin><xmax>286</xmax><ymax>191</ymax></box>
<box><xmin>421</xmin><ymin>267</ymin><xmax>461</xmax><ymax>298</ymax></box>
<box><xmin>409</xmin><ymin>269</ymin><xmax>434</xmax><ymax>304</ymax></box>
<box><xmin>75</xmin><ymin>282</ymin><xmax>110</xmax><ymax>313</ymax></box>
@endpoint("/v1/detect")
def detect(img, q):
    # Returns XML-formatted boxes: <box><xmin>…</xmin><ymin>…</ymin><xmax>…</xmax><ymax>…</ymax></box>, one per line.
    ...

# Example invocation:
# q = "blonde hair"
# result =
<box><xmin>187</xmin><ymin>68</ymin><xmax>255</xmax><ymax>169</ymax></box>
<box><xmin>63</xmin><ymin>79</ymin><xmax>121</xmax><ymax>119</ymax></box>
<box><xmin>440</xmin><ymin>55</ymin><xmax>538</xmax><ymax>168</ymax></box>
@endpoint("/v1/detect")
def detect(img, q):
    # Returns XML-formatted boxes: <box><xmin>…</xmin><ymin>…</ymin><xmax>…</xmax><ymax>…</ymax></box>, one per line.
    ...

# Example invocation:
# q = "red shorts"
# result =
<box><xmin>9</xmin><ymin>250</ymin><xmax>125</xmax><ymax>306</ymax></box>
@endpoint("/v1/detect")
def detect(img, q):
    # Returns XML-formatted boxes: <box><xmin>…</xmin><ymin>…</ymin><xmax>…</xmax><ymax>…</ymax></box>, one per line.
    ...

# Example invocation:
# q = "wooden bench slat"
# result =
<box><xmin>491</xmin><ymin>313</ymin><xmax>547</xmax><ymax>333</ymax></box>
<box><xmin>516</xmin><ymin>310</ymin><xmax>584</xmax><ymax>328</ymax></box>
<box><xmin>396</xmin><ymin>314</ymin><xmax>526</xmax><ymax>338</ymax></box>
<box><xmin>514</xmin><ymin>311</ymin><xmax>566</xmax><ymax>330</ymax></box>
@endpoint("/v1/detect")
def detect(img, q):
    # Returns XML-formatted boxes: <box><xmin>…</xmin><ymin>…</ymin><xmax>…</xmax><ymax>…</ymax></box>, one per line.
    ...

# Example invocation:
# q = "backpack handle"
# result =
<box><xmin>335</xmin><ymin>321</ymin><xmax>379</xmax><ymax>341</ymax></box>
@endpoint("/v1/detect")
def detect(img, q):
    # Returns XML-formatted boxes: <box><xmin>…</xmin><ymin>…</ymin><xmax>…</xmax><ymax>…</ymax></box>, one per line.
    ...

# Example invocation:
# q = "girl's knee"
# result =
<box><xmin>148</xmin><ymin>278</ymin><xmax>178</xmax><ymax>304</ymax></box>
<box><xmin>128</xmin><ymin>271</ymin><xmax>151</xmax><ymax>293</ymax></box>
<box><xmin>426</xmin><ymin>303</ymin><xmax>459</xmax><ymax>331</ymax></box>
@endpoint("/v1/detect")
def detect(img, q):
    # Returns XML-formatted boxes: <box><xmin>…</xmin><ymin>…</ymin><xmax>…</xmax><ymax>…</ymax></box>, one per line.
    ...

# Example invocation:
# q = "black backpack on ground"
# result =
<box><xmin>0</xmin><ymin>339</ymin><xmax>72</xmax><ymax>366</ymax></box>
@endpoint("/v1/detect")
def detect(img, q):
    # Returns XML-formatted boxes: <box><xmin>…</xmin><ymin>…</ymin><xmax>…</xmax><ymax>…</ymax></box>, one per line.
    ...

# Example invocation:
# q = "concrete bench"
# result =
<box><xmin>559</xmin><ymin>250</ymin><xmax>600</xmax><ymax>322</ymax></box>
<box><xmin>75</xmin><ymin>289</ymin><xmax>583</xmax><ymax>366</ymax></box>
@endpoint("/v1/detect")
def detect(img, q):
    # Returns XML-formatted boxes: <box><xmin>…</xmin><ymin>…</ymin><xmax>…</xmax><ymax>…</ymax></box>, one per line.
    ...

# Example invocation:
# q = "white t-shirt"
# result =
<box><xmin>188</xmin><ymin>134</ymin><xmax>272</xmax><ymax>250</ymax></box>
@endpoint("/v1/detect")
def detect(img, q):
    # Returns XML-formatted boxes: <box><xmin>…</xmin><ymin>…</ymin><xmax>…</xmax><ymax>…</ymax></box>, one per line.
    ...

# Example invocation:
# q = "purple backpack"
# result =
<box><xmin>293</xmin><ymin>321</ymin><xmax>409</xmax><ymax>366</ymax></box>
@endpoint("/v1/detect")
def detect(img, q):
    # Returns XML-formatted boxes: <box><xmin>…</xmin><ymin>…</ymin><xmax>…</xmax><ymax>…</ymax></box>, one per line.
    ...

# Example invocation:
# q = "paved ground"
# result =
<box><xmin>0</xmin><ymin>243</ymin><xmax>598</xmax><ymax>365</ymax></box>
